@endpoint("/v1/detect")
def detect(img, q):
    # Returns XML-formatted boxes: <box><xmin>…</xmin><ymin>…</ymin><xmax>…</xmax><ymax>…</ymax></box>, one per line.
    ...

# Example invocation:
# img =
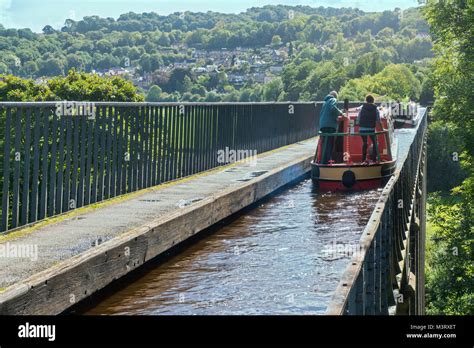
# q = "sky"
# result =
<box><xmin>0</xmin><ymin>0</ymin><xmax>422</xmax><ymax>32</ymax></box>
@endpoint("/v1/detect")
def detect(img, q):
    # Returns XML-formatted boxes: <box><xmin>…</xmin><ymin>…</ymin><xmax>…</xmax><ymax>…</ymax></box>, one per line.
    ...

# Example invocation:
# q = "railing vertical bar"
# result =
<box><xmin>109</xmin><ymin>106</ymin><xmax>117</xmax><ymax>198</ymax></box>
<box><xmin>216</xmin><ymin>105</ymin><xmax>224</xmax><ymax>168</ymax></box>
<box><xmin>151</xmin><ymin>106</ymin><xmax>158</xmax><ymax>185</ymax></box>
<box><xmin>47</xmin><ymin>108</ymin><xmax>58</xmax><ymax>218</ymax></box>
<box><xmin>104</xmin><ymin>106</ymin><xmax>113</xmax><ymax>199</ymax></box>
<box><xmin>139</xmin><ymin>105</ymin><xmax>147</xmax><ymax>189</ymax></box>
<box><xmin>30</xmin><ymin>107</ymin><xmax>41</xmax><ymax>223</ymax></box>
<box><xmin>84</xmin><ymin>110</ymin><xmax>94</xmax><ymax>206</ymax></box>
<box><xmin>142</xmin><ymin>105</ymin><xmax>148</xmax><ymax>188</ymax></box>
<box><xmin>55</xmin><ymin>112</ymin><xmax>65</xmax><ymax>215</ymax></box>
<box><xmin>182</xmin><ymin>105</ymin><xmax>188</xmax><ymax>177</ymax></box>
<box><xmin>175</xmin><ymin>105</ymin><xmax>182</xmax><ymax>178</ymax></box>
<box><xmin>212</xmin><ymin>105</ymin><xmax>218</xmax><ymax>168</ymax></box>
<box><xmin>131</xmin><ymin>106</ymin><xmax>138</xmax><ymax>192</ymax></box>
<box><xmin>62</xmin><ymin>113</ymin><xmax>73</xmax><ymax>213</ymax></box>
<box><xmin>98</xmin><ymin>106</ymin><xmax>107</xmax><ymax>201</ymax></box>
<box><xmin>168</xmin><ymin>105</ymin><xmax>174</xmax><ymax>180</ymax></box>
<box><xmin>38</xmin><ymin>108</ymin><xmax>49</xmax><ymax>219</ymax></box>
<box><xmin>123</xmin><ymin>107</ymin><xmax>130</xmax><ymax>194</ymax></box>
<box><xmin>190</xmin><ymin>105</ymin><xmax>197</xmax><ymax>175</ymax></box>
<box><xmin>181</xmin><ymin>105</ymin><xmax>188</xmax><ymax>177</ymax></box>
<box><xmin>20</xmin><ymin>108</ymin><xmax>32</xmax><ymax>225</ymax></box>
<box><xmin>148</xmin><ymin>106</ymin><xmax>155</xmax><ymax>186</ymax></box>
<box><xmin>156</xmin><ymin>106</ymin><xmax>163</xmax><ymax>184</ymax></box>
<box><xmin>172</xmin><ymin>105</ymin><xmax>179</xmax><ymax>179</ymax></box>
<box><xmin>116</xmin><ymin>107</ymin><xmax>124</xmax><ymax>195</ymax></box>
<box><xmin>162</xmin><ymin>106</ymin><xmax>170</xmax><ymax>183</ymax></box>
<box><xmin>1</xmin><ymin>107</ymin><xmax>12</xmax><ymax>232</ymax></box>
<box><xmin>143</xmin><ymin>105</ymin><xmax>149</xmax><ymax>188</ymax></box>
<box><xmin>196</xmin><ymin>105</ymin><xmax>203</xmax><ymax>173</ymax></box>
<box><xmin>11</xmin><ymin>107</ymin><xmax>22</xmax><ymax>228</ymax></box>
<box><xmin>70</xmin><ymin>113</ymin><xmax>80</xmax><ymax>211</ymax></box>
<box><xmin>203</xmin><ymin>106</ymin><xmax>209</xmax><ymax>171</ymax></box>
<box><xmin>91</xmin><ymin>107</ymin><xmax>100</xmax><ymax>204</ymax></box>
<box><xmin>77</xmin><ymin>114</ymin><xmax>87</xmax><ymax>207</ymax></box>
<box><xmin>169</xmin><ymin>106</ymin><xmax>175</xmax><ymax>182</ymax></box>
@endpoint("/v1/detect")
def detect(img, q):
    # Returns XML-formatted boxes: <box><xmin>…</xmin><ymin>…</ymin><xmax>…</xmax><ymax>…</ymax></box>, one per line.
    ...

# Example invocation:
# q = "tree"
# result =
<box><xmin>23</xmin><ymin>61</ymin><xmax>39</xmax><ymax>76</ymax></box>
<box><xmin>47</xmin><ymin>70</ymin><xmax>144</xmax><ymax>101</ymax></box>
<box><xmin>146</xmin><ymin>85</ymin><xmax>162</xmax><ymax>102</ymax></box>
<box><xmin>163</xmin><ymin>68</ymin><xmax>193</xmax><ymax>93</ymax></box>
<box><xmin>66</xmin><ymin>54</ymin><xmax>85</xmax><ymax>72</ymax></box>
<box><xmin>42</xmin><ymin>25</ymin><xmax>56</xmax><ymax>35</ymax></box>
<box><xmin>0</xmin><ymin>74</ymin><xmax>55</xmax><ymax>101</ymax></box>
<box><xmin>271</xmin><ymin>35</ymin><xmax>282</xmax><ymax>46</ymax></box>
<box><xmin>262</xmin><ymin>78</ymin><xmax>283</xmax><ymax>101</ymax></box>
<box><xmin>423</xmin><ymin>0</ymin><xmax>474</xmax><ymax>315</ymax></box>
<box><xmin>288</xmin><ymin>41</ymin><xmax>294</xmax><ymax>56</ymax></box>
<box><xmin>340</xmin><ymin>64</ymin><xmax>421</xmax><ymax>101</ymax></box>
<box><xmin>39</xmin><ymin>58</ymin><xmax>65</xmax><ymax>76</ymax></box>
<box><xmin>96</xmin><ymin>39</ymin><xmax>113</xmax><ymax>53</ymax></box>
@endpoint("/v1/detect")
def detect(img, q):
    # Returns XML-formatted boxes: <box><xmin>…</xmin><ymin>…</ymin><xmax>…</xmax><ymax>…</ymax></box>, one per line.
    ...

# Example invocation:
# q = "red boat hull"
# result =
<box><xmin>316</xmin><ymin>178</ymin><xmax>383</xmax><ymax>191</ymax></box>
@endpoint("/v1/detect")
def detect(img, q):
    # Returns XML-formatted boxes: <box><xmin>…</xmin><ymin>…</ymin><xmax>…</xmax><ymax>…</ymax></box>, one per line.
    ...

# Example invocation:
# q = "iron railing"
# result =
<box><xmin>326</xmin><ymin>107</ymin><xmax>428</xmax><ymax>315</ymax></box>
<box><xmin>0</xmin><ymin>102</ymin><xmax>320</xmax><ymax>234</ymax></box>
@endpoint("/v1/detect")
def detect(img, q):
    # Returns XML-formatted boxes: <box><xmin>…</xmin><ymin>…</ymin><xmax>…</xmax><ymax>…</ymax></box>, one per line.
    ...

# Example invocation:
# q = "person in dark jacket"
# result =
<box><xmin>319</xmin><ymin>91</ymin><xmax>345</xmax><ymax>164</ymax></box>
<box><xmin>357</xmin><ymin>94</ymin><xmax>385</xmax><ymax>163</ymax></box>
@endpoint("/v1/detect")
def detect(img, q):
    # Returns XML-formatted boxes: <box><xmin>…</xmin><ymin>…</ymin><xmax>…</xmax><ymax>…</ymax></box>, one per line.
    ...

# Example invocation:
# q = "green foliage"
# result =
<box><xmin>426</xmin><ymin>189</ymin><xmax>474</xmax><ymax>314</ymax></box>
<box><xmin>0</xmin><ymin>70</ymin><xmax>143</xmax><ymax>102</ymax></box>
<box><xmin>423</xmin><ymin>0</ymin><xmax>474</xmax><ymax>315</ymax></box>
<box><xmin>0</xmin><ymin>6</ymin><xmax>435</xmax><ymax>103</ymax></box>
<box><xmin>340</xmin><ymin>64</ymin><xmax>421</xmax><ymax>101</ymax></box>
<box><xmin>424</xmin><ymin>0</ymin><xmax>474</xmax><ymax>156</ymax></box>
<box><xmin>0</xmin><ymin>74</ymin><xmax>55</xmax><ymax>101</ymax></box>
<box><xmin>262</xmin><ymin>78</ymin><xmax>283</xmax><ymax>101</ymax></box>
<box><xmin>146</xmin><ymin>85</ymin><xmax>163</xmax><ymax>102</ymax></box>
<box><xmin>47</xmin><ymin>70</ymin><xmax>144</xmax><ymax>101</ymax></box>
<box><xmin>427</xmin><ymin>121</ymin><xmax>467</xmax><ymax>192</ymax></box>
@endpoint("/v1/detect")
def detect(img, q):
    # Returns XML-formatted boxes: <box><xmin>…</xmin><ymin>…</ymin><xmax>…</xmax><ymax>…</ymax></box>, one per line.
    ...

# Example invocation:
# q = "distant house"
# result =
<box><xmin>228</xmin><ymin>74</ymin><xmax>245</xmax><ymax>85</ymax></box>
<box><xmin>253</xmin><ymin>72</ymin><xmax>266</xmax><ymax>84</ymax></box>
<box><xmin>206</xmin><ymin>64</ymin><xmax>219</xmax><ymax>73</ymax></box>
<box><xmin>192</xmin><ymin>67</ymin><xmax>207</xmax><ymax>74</ymax></box>
<box><xmin>271</xmin><ymin>49</ymin><xmax>287</xmax><ymax>62</ymax></box>
<box><xmin>106</xmin><ymin>67</ymin><xmax>134</xmax><ymax>77</ymax></box>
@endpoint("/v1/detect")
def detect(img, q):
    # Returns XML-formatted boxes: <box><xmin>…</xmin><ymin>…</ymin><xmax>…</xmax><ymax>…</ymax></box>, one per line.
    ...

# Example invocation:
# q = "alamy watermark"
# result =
<box><xmin>0</xmin><ymin>242</ymin><xmax>38</xmax><ymax>261</ymax></box>
<box><xmin>322</xmin><ymin>240</ymin><xmax>364</xmax><ymax>259</ymax></box>
<box><xmin>380</xmin><ymin>101</ymin><xmax>420</xmax><ymax>119</ymax></box>
<box><xmin>217</xmin><ymin>147</ymin><xmax>258</xmax><ymax>166</ymax></box>
<box><xmin>55</xmin><ymin>101</ymin><xmax>96</xmax><ymax>119</ymax></box>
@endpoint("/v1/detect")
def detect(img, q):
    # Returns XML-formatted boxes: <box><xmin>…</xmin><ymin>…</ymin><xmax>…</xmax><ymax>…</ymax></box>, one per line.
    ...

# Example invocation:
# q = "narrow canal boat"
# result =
<box><xmin>311</xmin><ymin>101</ymin><xmax>397</xmax><ymax>191</ymax></box>
<box><xmin>392</xmin><ymin>101</ymin><xmax>422</xmax><ymax>129</ymax></box>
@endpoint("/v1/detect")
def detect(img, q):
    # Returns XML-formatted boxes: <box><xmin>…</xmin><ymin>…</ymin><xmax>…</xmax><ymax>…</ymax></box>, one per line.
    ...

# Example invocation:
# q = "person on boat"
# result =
<box><xmin>357</xmin><ymin>94</ymin><xmax>385</xmax><ymax>164</ymax></box>
<box><xmin>319</xmin><ymin>91</ymin><xmax>345</xmax><ymax>164</ymax></box>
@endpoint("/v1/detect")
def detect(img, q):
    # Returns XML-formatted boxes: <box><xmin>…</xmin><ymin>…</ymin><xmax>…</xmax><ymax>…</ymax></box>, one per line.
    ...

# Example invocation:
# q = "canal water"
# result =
<box><xmin>82</xmin><ymin>123</ymin><xmax>419</xmax><ymax>315</ymax></box>
<box><xmin>83</xmin><ymin>182</ymin><xmax>381</xmax><ymax>315</ymax></box>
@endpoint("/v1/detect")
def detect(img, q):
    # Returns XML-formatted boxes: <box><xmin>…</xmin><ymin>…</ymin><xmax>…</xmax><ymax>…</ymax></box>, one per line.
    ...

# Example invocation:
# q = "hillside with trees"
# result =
<box><xmin>0</xmin><ymin>5</ymin><xmax>433</xmax><ymax>103</ymax></box>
